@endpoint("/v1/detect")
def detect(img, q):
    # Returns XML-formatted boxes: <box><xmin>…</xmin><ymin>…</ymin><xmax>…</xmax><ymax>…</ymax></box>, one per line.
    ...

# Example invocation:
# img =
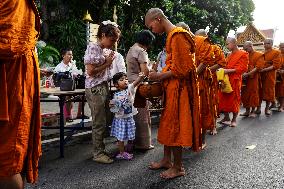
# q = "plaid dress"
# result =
<box><xmin>110</xmin><ymin>84</ymin><xmax>137</xmax><ymax>141</ymax></box>
<box><xmin>111</xmin><ymin>117</ymin><xmax>135</xmax><ymax>141</ymax></box>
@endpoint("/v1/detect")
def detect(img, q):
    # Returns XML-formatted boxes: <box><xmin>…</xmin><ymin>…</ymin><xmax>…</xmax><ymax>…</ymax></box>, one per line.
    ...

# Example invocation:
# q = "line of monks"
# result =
<box><xmin>192</xmin><ymin>30</ymin><xmax>284</xmax><ymax>149</ymax></box>
<box><xmin>1</xmin><ymin>2</ymin><xmax>284</xmax><ymax>185</ymax></box>
<box><xmin>145</xmin><ymin>8</ymin><xmax>284</xmax><ymax>179</ymax></box>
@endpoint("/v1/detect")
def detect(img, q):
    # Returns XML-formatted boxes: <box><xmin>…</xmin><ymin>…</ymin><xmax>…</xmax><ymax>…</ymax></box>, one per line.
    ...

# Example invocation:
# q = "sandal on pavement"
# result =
<box><xmin>116</xmin><ymin>152</ymin><xmax>133</xmax><ymax>160</ymax></box>
<box><xmin>93</xmin><ymin>154</ymin><xmax>114</xmax><ymax>164</ymax></box>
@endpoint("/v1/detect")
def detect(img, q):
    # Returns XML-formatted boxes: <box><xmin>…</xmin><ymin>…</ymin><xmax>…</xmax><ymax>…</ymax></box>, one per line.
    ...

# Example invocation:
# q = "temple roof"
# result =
<box><xmin>237</xmin><ymin>23</ymin><xmax>269</xmax><ymax>46</ymax></box>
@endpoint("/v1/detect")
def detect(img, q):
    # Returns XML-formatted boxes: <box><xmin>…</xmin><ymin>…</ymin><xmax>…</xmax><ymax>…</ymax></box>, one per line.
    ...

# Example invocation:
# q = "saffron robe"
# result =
<box><xmin>0</xmin><ymin>0</ymin><xmax>41</xmax><ymax>183</ymax></box>
<box><xmin>276</xmin><ymin>53</ymin><xmax>284</xmax><ymax>97</ymax></box>
<box><xmin>241</xmin><ymin>51</ymin><xmax>265</xmax><ymax>108</ymax></box>
<box><xmin>195</xmin><ymin>36</ymin><xmax>215</xmax><ymax>131</ymax></box>
<box><xmin>158</xmin><ymin>27</ymin><xmax>201</xmax><ymax>151</ymax></box>
<box><xmin>219</xmin><ymin>50</ymin><xmax>248</xmax><ymax>113</ymax></box>
<box><xmin>261</xmin><ymin>49</ymin><xmax>281</xmax><ymax>102</ymax></box>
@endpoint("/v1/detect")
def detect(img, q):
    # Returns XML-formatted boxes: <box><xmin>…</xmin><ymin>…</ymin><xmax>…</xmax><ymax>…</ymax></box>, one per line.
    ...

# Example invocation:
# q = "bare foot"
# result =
<box><xmin>248</xmin><ymin>113</ymin><xmax>257</xmax><ymax>118</ymax></box>
<box><xmin>230</xmin><ymin>121</ymin><xmax>237</xmax><ymax>127</ymax></box>
<box><xmin>265</xmin><ymin>109</ymin><xmax>272</xmax><ymax>115</ymax></box>
<box><xmin>210</xmin><ymin>128</ymin><xmax>218</xmax><ymax>135</ymax></box>
<box><xmin>217</xmin><ymin>118</ymin><xmax>230</xmax><ymax>124</ymax></box>
<box><xmin>240</xmin><ymin>112</ymin><xmax>249</xmax><ymax>117</ymax></box>
<box><xmin>160</xmin><ymin>167</ymin><xmax>185</xmax><ymax>179</ymax></box>
<box><xmin>222</xmin><ymin>121</ymin><xmax>231</xmax><ymax>126</ymax></box>
<box><xmin>277</xmin><ymin>108</ymin><xmax>284</xmax><ymax>112</ymax></box>
<box><xmin>149</xmin><ymin>160</ymin><xmax>172</xmax><ymax>170</ymax></box>
<box><xmin>202</xmin><ymin>143</ymin><xmax>207</xmax><ymax>150</ymax></box>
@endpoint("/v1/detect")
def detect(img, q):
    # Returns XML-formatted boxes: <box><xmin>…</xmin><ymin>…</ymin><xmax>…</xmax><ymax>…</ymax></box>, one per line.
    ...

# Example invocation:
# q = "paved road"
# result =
<box><xmin>27</xmin><ymin>109</ymin><xmax>284</xmax><ymax>189</ymax></box>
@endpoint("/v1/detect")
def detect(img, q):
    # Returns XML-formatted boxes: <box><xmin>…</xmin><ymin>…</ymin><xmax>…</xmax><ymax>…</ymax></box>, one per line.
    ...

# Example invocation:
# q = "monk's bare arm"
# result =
<box><xmin>259</xmin><ymin>65</ymin><xmax>274</xmax><ymax>73</ymax></box>
<box><xmin>196</xmin><ymin>63</ymin><xmax>207</xmax><ymax>75</ymax></box>
<box><xmin>209</xmin><ymin>64</ymin><xmax>221</xmax><ymax>72</ymax></box>
<box><xmin>247</xmin><ymin>68</ymin><xmax>258</xmax><ymax>75</ymax></box>
<box><xmin>243</xmin><ymin>68</ymin><xmax>257</xmax><ymax>78</ymax></box>
<box><xmin>224</xmin><ymin>69</ymin><xmax>236</xmax><ymax>74</ymax></box>
<box><xmin>148</xmin><ymin>71</ymin><xmax>173</xmax><ymax>81</ymax></box>
<box><xmin>160</xmin><ymin>71</ymin><xmax>173</xmax><ymax>80</ymax></box>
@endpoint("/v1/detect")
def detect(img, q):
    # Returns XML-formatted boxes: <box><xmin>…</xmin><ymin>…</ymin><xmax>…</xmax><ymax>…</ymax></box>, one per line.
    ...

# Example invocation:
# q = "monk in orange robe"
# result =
<box><xmin>0</xmin><ymin>0</ymin><xmax>41</xmax><ymax>188</ymax></box>
<box><xmin>258</xmin><ymin>39</ymin><xmax>281</xmax><ymax>115</ymax></box>
<box><xmin>240</xmin><ymin>41</ymin><xmax>265</xmax><ymax>117</ymax></box>
<box><xmin>210</xmin><ymin>44</ymin><xmax>227</xmax><ymax>134</ymax></box>
<box><xmin>194</xmin><ymin>33</ymin><xmax>215</xmax><ymax>148</ymax></box>
<box><xmin>176</xmin><ymin>27</ymin><xmax>214</xmax><ymax>146</ymax></box>
<box><xmin>219</xmin><ymin>38</ymin><xmax>248</xmax><ymax>127</ymax></box>
<box><xmin>145</xmin><ymin>8</ymin><xmax>201</xmax><ymax>179</ymax></box>
<box><xmin>275</xmin><ymin>43</ymin><xmax>284</xmax><ymax>111</ymax></box>
<box><xmin>194</xmin><ymin>30</ymin><xmax>227</xmax><ymax>135</ymax></box>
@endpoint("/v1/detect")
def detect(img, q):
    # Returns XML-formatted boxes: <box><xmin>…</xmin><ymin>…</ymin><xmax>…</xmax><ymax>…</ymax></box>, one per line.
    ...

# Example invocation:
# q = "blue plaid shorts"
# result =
<box><xmin>110</xmin><ymin>117</ymin><xmax>136</xmax><ymax>141</ymax></box>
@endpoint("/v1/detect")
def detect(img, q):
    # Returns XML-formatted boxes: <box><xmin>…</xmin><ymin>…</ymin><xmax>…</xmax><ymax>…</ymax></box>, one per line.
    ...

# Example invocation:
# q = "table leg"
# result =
<box><xmin>59</xmin><ymin>96</ymin><xmax>65</xmax><ymax>158</ymax></box>
<box><xmin>81</xmin><ymin>95</ymin><xmax>85</xmax><ymax>127</ymax></box>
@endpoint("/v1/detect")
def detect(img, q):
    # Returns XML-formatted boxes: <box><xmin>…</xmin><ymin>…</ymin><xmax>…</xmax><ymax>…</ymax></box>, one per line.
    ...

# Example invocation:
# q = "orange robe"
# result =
<box><xmin>0</xmin><ymin>0</ymin><xmax>41</xmax><ymax>183</ymax></box>
<box><xmin>195</xmin><ymin>36</ymin><xmax>215</xmax><ymax>131</ymax></box>
<box><xmin>261</xmin><ymin>49</ymin><xmax>281</xmax><ymax>102</ymax></box>
<box><xmin>219</xmin><ymin>50</ymin><xmax>248</xmax><ymax>113</ymax></box>
<box><xmin>211</xmin><ymin>45</ymin><xmax>227</xmax><ymax>117</ymax></box>
<box><xmin>158</xmin><ymin>27</ymin><xmax>201</xmax><ymax>151</ymax></box>
<box><xmin>241</xmin><ymin>51</ymin><xmax>265</xmax><ymax>108</ymax></box>
<box><xmin>276</xmin><ymin>53</ymin><xmax>284</xmax><ymax>97</ymax></box>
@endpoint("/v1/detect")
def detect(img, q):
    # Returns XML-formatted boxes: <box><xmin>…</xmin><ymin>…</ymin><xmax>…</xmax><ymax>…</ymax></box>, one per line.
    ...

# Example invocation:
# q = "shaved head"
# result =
<box><xmin>264</xmin><ymin>38</ymin><xmax>273</xmax><ymax>45</ymax></box>
<box><xmin>176</xmin><ymin>22</ymin><xmax>190</xmax><ymax>31</ymax></box>
<box><xmin>226</xmin><ymin>37</ymin><xmax>238</xmax><ymax>51</ymax></box>
<box><xmin>264</xmin><ymin>38</ymin><xmax>273</xmax><ymax>51</ymax></box>
<box><xmin>145</xmin><ymin>8</ymin><xmax>166</xmax><ymax>25</ymax></box>
<box><xmin>226</xmin><ymin>37</ymin><xmax>237</xmax><ymax>44</ymax></box>
<box><xmin>243</xmin><ymin>41</ymin><xmax>254</xmax><ymax>53</ymax></box>
<box><xmin>195</xmin><ymin>29</ymin><xmax>207</xmax><ymax>37</ymax></box>
<box><xmin>244</xmin><ymin>41</ymin><xmax>253</xmax><ymax>47</ymax></box>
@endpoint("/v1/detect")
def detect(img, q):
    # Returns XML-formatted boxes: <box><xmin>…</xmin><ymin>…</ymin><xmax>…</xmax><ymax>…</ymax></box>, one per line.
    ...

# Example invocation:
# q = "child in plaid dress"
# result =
<box><xmin>110</xmin><ymin>72</ymin><xmax>144</xmax><ymax>160</ymax></box>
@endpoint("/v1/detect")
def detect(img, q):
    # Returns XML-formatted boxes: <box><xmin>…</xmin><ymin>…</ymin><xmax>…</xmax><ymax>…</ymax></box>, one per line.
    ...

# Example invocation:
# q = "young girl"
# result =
<box><xmin>110</xmin><ymin>72</ymin><xmax>145</xmax><ymax>160</ymax></box>
<box><xmin>84</xmin><ymin>20</ymin><xmax>120</xmax><ymax>164</ymax></box>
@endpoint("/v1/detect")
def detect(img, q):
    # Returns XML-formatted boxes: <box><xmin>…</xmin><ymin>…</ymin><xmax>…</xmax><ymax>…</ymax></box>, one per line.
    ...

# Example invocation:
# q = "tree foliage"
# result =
<box><xmin>39</xmin><ymin>0</ymin><xmax>254</xmax><ymax>67</ymax></box>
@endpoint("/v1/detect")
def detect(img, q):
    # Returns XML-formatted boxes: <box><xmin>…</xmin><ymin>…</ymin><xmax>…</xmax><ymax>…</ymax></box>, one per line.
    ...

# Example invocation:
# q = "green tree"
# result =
<box><xmin>49</xmin><ymin>19</ymin><xmax>86</xmax><ymax>69</ymax></box>
<box><xmin>39</xmin><ymin>0</ymin><xmax>255</xmax><ymax>63</ymax></box>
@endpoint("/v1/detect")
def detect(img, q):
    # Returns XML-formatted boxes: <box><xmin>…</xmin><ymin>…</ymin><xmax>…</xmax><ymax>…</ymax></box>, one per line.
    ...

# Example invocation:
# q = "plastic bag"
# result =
<box><xmin>216</xmin><ymin>68</ymin><xmax>233</xmax><ymax>93</ymax></box>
